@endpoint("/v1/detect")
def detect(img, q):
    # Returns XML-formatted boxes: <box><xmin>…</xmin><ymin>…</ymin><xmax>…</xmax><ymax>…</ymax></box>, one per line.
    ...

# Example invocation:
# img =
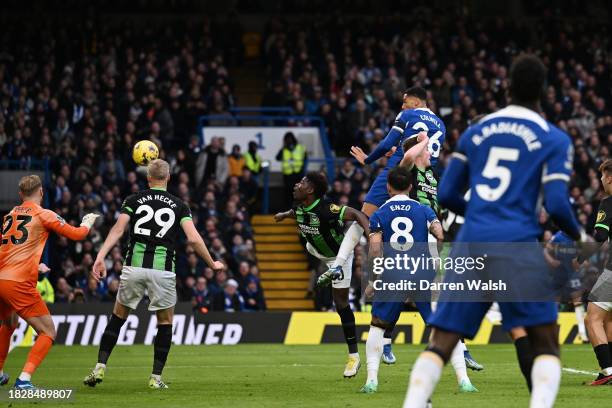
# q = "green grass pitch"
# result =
<box><xmin>2</xmin><ymin>344</ymin><xmax>608</xmax><ymax>407</ymax></box>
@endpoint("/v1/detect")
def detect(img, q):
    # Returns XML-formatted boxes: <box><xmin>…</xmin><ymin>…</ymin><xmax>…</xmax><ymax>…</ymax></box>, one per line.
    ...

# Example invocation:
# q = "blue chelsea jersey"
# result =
<box><xmin>550</xmin><ymin>231</ymin><xmax>577</xmax><ymax>268</ymax></box>
<box><xmin>369</xmin><ymin>194</ymin><xmax>438</xmax><ymax>248</ymax></box>
<box><xmin>453</xmin><ymin>105</ymin><xmax>574</xmax><ymax>242</ymax></box>
<box><xmin>391</xmin><ymin>108</ymin><xmax>446</xmax><ymax>168</ymax></box>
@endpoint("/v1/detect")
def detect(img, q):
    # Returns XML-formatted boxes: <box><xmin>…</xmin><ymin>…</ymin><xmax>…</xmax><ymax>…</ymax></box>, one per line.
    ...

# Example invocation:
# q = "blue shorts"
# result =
<box><xmin>364</xmin><ymin>168</ymin><xmax>390</xmax><ymax>207</ymax></box>
<box><xmin>372</xmin><ymin>301</ymin><xmax>432</xmax><ymax>326</ymax></box>
<box><xmin>552</xmin><ymin>266</ymin><xmax>583</xmax><ymax>295</ymax></box>
<box><xmin>428</xmin><ymin>301</ymin><xmax>558</xmax><ymax>339</ymax></box>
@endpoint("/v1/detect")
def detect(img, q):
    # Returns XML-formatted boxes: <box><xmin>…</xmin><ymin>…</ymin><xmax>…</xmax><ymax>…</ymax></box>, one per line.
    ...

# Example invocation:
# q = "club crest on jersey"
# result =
<box><xmin>425</xmin><ymin>172</ymin><xmax>436</xmax><ymax>184</ymax></box>
<box><xmin>329</xmin><ymin>204</ymin><xmax>341</xmax><ymax>214</ymax></box>
<box><xmin>597</xmin><ymin>210</ymin><xmax>606</xmax><ymax>223</ymax></box>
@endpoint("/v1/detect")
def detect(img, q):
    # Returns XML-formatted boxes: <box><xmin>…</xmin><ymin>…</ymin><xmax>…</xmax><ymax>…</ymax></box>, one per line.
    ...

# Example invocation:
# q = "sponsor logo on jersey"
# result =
<box><xmin>597</xmin><ymin>210</ymin><xmax>606</xmax><ymax>223</ymax></box>
<box><xmin>309</xmin><ymin>214</ymin><xmax>320</xmax><ymax>226</ymax></box>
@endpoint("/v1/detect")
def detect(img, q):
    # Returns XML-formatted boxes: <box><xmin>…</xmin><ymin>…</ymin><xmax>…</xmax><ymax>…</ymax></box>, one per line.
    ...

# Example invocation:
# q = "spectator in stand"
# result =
<box><xmin>212</xmin><ymin>279</ymin><xmax>244</xmax><ymax>312</ymax></box>
<box><xmin>242</xmin><ymin>277</ymin><xmax>267</xmax><ymax>311</ymax></box>
<box><xmin>55</xmin><ymin>278</ymin><xmax>73</xmax><ymax>303</ymax></box>
<box><xmin>228</xmin><ymin>144</ymin><xmax>246</xmax><ymax>177</ymax></box>
<box><xmin>244</xmin><ymin>141</ymin><xmax>263</xmax><ymax>175</ymax></box>
<box><xmin>192</xmin><ymin>277</ymin><xmax>212</xmax><ymax>313</ymax></box>
<box><xmin>195</xmin><ymin>137</ymin><xmax>229</xmax><ymax>189</ymax></box>
<box><xmin>36</xmin><ymin>264</ymin><xmax>55</xmax><ymax>304</ymax></box>
<box><xmin>276</xmin><ymin>132</ymin><xmax>306</xmax><ymax>206</ymax></box>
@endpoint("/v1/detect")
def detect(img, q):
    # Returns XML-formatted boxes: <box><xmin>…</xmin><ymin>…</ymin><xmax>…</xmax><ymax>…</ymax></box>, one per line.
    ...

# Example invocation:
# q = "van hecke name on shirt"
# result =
<box><xmin>137</xmin><ymin>195</ymin><xmax>177</xmax><ymax>208</ymax></box>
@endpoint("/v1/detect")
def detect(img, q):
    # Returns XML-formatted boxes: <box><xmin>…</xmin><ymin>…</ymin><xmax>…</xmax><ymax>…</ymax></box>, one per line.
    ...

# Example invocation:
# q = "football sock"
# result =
<box><xmin>450</xmin><ymin>340</ymin><xmax>470</xmax><ymax>384</ymax></box>
<box><xmin>574</xmin><ymin>304</ymin><xmax>587</xmax><ymax>340</ymax></box>
<box><xmin>366</xmin><ymin>326</ymin><xmax>384</xmax><ymax>383</ymax></box>
<box><xmin>153</xmin><ymin>324</ymin><xmax>173</xmax><ymax>375</ymax></box>
<box><xmin>514</xmin><ymin>335</ymin><xmax>534</xmax><ymax>391</ymax></box>
<box><xmin>338</xmin><ymin>306</ymin><xmax>358</xmax><ymax>354</ymax></box>
<box><xmin>0</xmin><ymin>324</ymin><xmax>16</xmax><ymax>372</ymax></box>
<box><xmin>383</xmin><ymin>327</ymin><xmax>393</xmax><ymax>345</ymax></box>
<box><xmin>530</xmin><ymin>355</ymin><xmax>561</xmax><ymax>408</ymax></box>
<box><xmin>609</xmin><ymin>342</ymin><xmax>612</xmax><ymax>359</ymax></box>
<box><xmin>403</xmin><ymin>351</ymin><xmax>443</xmax><ymax>408</ymax></box>
<box><xmin>20</xmin><ymin>333</ymin><xmax>53</xmax><ymax>379</ymax></box>
<box><xmin>332</xmin><ymin>223</ymin><xmax>363</xmax><ymax>268</ymax></box>
<box><xmin>98</xmin><ymin>314</ymin><xmax>127</xmax><ymax>364</ymax></box>
<box><xmin>593</xmin><ymin>343</ymin><xmax>612</xmax><ymax>371</ymax></box>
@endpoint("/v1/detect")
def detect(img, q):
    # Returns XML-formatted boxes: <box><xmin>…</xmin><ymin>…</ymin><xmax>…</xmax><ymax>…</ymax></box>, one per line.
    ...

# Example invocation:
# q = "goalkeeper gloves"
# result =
<box><xmin>80</xmin><ymin>213</ymin><xmax>100</xmax><ymax>229</ymax></box>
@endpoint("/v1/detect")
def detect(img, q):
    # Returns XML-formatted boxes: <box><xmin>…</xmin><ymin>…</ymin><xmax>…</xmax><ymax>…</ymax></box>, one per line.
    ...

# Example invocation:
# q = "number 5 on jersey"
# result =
<box><xmin>475</xmin><ymin>147</ymin><xmax>520</xmax><ymax>202</ymax></box>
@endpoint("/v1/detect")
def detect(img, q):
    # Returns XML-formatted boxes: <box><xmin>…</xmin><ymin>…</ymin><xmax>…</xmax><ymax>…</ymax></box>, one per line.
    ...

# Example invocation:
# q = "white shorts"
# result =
<box><xmin>589</xmin><ymin>268</ymin><xmax>612</xmax><ymax>308</ymax></box>
<box><xmin>592</xmin><ymin>302</ymin><xmax>612</xmax><ymax>312</ymax></box>
<box><xmin>117</xmin><ymin>266</ymin><xmax>177</xmax><ymax>311</ymax></box>
<box><xmin>306</xmin><ymin>242</ymin><xmax>354</xmax><ymax>289</ymax></box>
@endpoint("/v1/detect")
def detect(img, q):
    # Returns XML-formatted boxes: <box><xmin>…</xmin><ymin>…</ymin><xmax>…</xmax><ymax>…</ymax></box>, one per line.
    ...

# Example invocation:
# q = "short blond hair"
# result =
<box><xmin>19</xmin><ymin>175</ymin><xmax>42</xmax><ymax>197</ymax></box>
<box><xmin>147</xmin><ymin>159</ymin><xmax>170</xmax><ymax>181</ymax></box>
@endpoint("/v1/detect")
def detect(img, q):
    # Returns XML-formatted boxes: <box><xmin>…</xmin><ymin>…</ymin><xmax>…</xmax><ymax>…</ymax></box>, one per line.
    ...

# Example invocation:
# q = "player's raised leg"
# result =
<box><xmin>149</xmin><ymin>307</ymin><xmax>174</xmax><ymax>389</ymax></box>
<box><xmin>84</xmin><ymin>301</ymin><xmax>130</xmax><ymax>386</ymax></box>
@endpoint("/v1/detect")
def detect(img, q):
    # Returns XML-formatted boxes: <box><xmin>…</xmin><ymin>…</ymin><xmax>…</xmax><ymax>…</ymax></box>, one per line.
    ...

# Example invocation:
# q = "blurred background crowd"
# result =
<box><xmin>0</xmin><ymin>0</ymin><xmax>610</xmax><ymax>310</ymax></box>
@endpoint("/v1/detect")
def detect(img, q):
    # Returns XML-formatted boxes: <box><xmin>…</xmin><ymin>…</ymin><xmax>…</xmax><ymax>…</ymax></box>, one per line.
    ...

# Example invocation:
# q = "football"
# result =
<box><xmin>132</xmin><ymin>140</ymin><xmax>159</xmax><ymax>166</ymax></box>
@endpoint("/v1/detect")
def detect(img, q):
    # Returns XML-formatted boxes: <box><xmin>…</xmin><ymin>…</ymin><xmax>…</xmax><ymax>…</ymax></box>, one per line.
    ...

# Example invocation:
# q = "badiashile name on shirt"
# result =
<box><xmin>372</xmin><ymin>279</ymin><xmax>507</xmax><ymax>292</ymax></box>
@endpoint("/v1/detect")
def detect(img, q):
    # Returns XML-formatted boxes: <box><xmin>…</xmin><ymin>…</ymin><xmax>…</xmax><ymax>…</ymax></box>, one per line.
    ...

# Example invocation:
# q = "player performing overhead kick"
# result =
<box><xmin>83</xmin><ymin>159</ymin><xmax>224</xmax><ymax>389</ymax></box>
<box><xmin>0</xmin><ymin>175</ymin><xmax>98</xmax><ymax>389</ymax></box>
<box><xmin>403</xmin><ymin>54</ymin><xmax>581</xmax><ymax>408</ymax></box>
<box><xmin>274</xmin><ymin>172</ymin><xmax>370</xmax><ymax>378</ymax></box>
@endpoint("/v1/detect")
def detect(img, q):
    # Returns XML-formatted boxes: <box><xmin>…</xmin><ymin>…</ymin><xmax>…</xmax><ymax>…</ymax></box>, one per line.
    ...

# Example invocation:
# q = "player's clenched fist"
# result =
<box><xmin>211</xmin><ymin>261</ymin><xmax>225</xmax><ymax>272</ymax></box>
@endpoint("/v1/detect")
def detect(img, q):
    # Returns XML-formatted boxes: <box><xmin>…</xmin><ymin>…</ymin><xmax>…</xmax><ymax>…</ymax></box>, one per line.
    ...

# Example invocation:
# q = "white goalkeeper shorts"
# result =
<box><xmin>117</xmin><ymin>266</ymin><xmax>177</xmax><ymax>311</ymax></box>
<box><xmin>306</xmin><ymin>242</ymin><xmax>354</xmax><ymax>289</ymax></box>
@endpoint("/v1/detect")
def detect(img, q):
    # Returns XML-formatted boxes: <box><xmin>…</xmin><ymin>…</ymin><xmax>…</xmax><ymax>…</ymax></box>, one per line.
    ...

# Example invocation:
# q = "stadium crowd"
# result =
<box><xmin>0</xmin><ymin>5</ymin><xmax>610</xmax><ymax>312</ymax></box>
<box><xmin>0</xmin><ymin>17</ymin><xmax>266</xmax><ymax>311</ymax></box>
<box><xmin>261</xmin><ymin>14</ymin><xmax>611</xmax><ymax>308</ymax></box>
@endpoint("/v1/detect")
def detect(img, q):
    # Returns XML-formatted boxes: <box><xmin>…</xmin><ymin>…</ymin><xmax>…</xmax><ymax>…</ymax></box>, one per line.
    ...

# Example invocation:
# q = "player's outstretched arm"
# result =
<box><xmin>40</xmin><ymin>210</ymin><xmax>97</xmax><ymax>241</ymax></box>
<box><xmin>274</xmin><ymin>209</ymin><xmax>295</xmax><ymax>222</ymax></box>
<box><xmin>351</xmin><ymin>126</ymin><xmax>403</xmax><ymax>166</ymax></box>
<box><xmin>182</xmin><ymin>219</ymin><xmax>224</xmax><ymax>272</ymax></box>
<box><xmin>399</xmin><ymin>131</ymin><xmax>428</xmax><ymax>169</ymax></box>
<box><xmin>92</xmin><ymin>214</ymin><xmax>130</xmax><ymax>281</ymax></box>
<box><xmin>342</xmin><ymin>207</ymin><xmax>371</xmax><ymax>237</ymax></box>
